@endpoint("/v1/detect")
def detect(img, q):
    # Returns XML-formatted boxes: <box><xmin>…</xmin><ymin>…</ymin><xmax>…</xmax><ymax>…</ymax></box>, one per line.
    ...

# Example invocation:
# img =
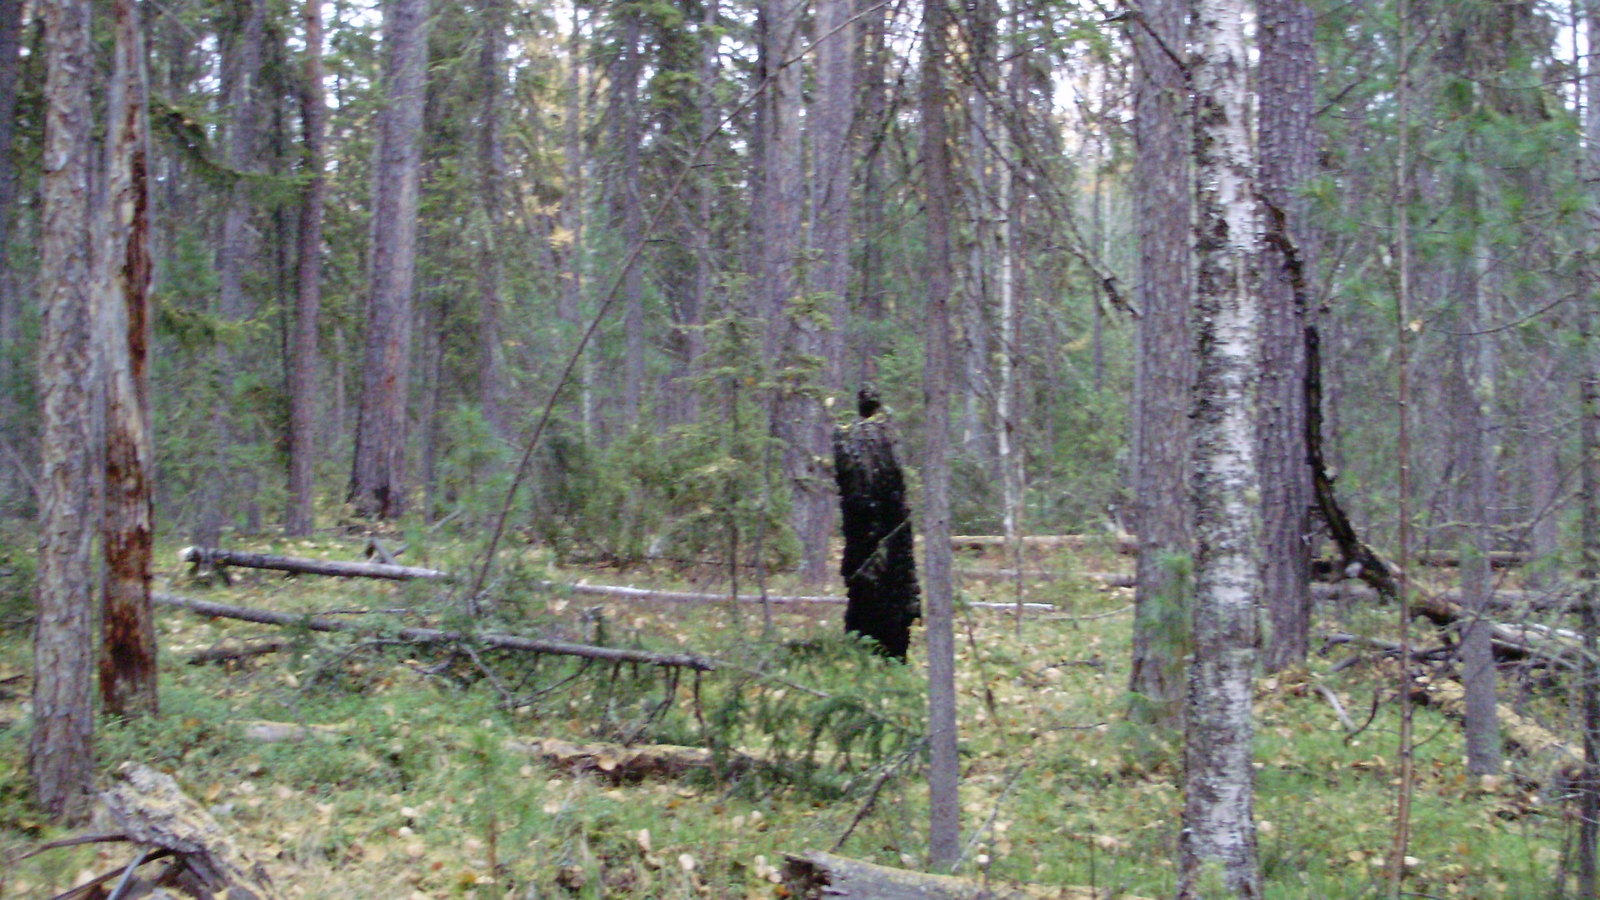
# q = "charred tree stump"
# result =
<box><xmin>833</xmin><ymin>394</ymin><xmax>920</xmax><ymax>659</ymax></box>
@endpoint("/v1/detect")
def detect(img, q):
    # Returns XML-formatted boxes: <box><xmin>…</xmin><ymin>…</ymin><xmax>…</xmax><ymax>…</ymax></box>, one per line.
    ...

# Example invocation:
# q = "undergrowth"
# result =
<box><xmin>0</xmin><ymin>534</ymin><xmax>1583</xmax><ymax>898</ymax></box>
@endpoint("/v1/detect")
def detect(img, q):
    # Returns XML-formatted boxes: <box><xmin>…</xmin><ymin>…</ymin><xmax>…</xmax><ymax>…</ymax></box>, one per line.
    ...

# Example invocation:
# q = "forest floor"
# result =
<box><xmin>0</xmin><ymin>530</ymin><xmax>1582</xmax><ymax>899</ymax></box>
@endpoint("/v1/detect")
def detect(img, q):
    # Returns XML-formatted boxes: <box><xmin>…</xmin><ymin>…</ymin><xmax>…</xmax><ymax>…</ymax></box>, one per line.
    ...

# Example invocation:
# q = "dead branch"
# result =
<box><xmin>153</xmin><ymin>592</ymin><xmax>717</xmax><ymax>671</ymax></box>
<box><xmin>179</xmin><ymin>546</ymin><xmax>448</xmax><ymax>581</ymax></box>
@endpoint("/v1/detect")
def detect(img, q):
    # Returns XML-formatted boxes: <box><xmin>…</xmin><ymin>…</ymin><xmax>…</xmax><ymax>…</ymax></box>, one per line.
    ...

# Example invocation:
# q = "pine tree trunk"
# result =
<box><xmin>854</xmin><ymin>0</ymin><xmax>889</xmax><ymax>384</ymax></box>
<box><xmin>1128</xmin><ymin>0</ymin><xmax>1193</xmax><ymax>727</ymax></box>
<box><xmin>920</xmin><ymin>0</ymin><xmax>959</xmax><ymax>867</ymax></box>
<box><xmin>765</xmin><ymin>0</ymin><xmax>831</xmax><ymax>585</ymax></box>
<box><xmin>476</xmin><ymin>0</ymin><xmax>507</xmax><ymax>435</ymax></box>
<box><xmin>561</xmin><ymin>3</ymin><xmax>591</xmax><ymax>439</ymax></box>
<box><xmin>613</xmin><ymin>7</ymin><xmax>645</xmax><ymax>430</ymax></box>
<box><xmin>813</xmin><ymin>0</ymin><xmax>854</xmax><ymax>394</ymax></box>
<box><xmin>1179</xmin><ymin>0</ymin><xmax>1263</xmax><ymax>894</ymax></box>
<box><xmin>1257</xmin><ymin>0</ymin><xmax>1315</xmax><ymax>673</ymax></box>
<box><xmin>1577</xmin><ymin>10</ymin><xmax>1600</xmax><ymax>889</ymax></box>
<box><xmin>100</xmin><ymin>0</ymin><xmax>157</xmax><ymax>719</ymax></box>
<box><xmin>349</xmin><ymin>0</ymin><xmax>429</xmax><ymax>519</ymax></box>
<box><xmin>287</xmin><ymin>0</ymin><xmax>326</xmax><ymax>536</ymax></box>
<box><xmin>33</xmin><ymin>0</ymin><xmax>96</xmax><ymax>822</ymax></box>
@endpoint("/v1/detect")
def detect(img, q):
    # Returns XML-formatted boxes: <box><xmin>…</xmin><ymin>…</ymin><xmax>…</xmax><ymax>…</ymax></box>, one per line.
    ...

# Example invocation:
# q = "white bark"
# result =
<box><xmin>1178</xmin><ymin>0</ymin><xmax>1263</xmax><ymax>896</ymax></box>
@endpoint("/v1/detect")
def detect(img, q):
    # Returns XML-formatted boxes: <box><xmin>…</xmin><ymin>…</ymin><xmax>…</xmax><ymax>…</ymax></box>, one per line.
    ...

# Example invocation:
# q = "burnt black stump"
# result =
<box><xmin>832</xmin><ymin>394</ymin><xmax>920</xmax><ymax>660</ymax></box>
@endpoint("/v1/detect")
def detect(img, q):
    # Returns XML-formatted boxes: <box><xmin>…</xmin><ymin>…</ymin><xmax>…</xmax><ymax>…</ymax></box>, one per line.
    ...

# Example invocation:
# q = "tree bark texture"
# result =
<box><xmin>475</xmin><ymin>0</ymin><xmax>507</xmax><ymax>434</ymax></box>
<box><xmin>832</xmin><ymin>407</ymin><xmax>920</xmax><ymax>659</ymax></box>
<box><xmin>1578</xmin><ymin>7</ymin><xmax>1600</xmax><ymax>891</ymax></box>
<box><xmin>1128</xmin><ymin>0</ymin><xmax>1194</xmax><ymax>726</ymax></box>
<box><xmin>99</xmin><ymin>0</ymin><xmax>158</xmax><ymax>718</ymax></box>
<box><xmin>1458</xmin><ymin>234</ymin><xmax>1501</xmax><ymax>776</ymax></box>
<box><xmin>32</xmin><ymin>0</ymin><xmax>96</xmax><ymax>822</ymax></box>
<box><xmin>287</xmin><ymin>0</ymin><xmax>327</xmax><ymax>536</ymax></box>
<box><xmin>349</xmin><ymin>0</ymin><xmax>429</xmax><ymax>519</ymax></box>
<box><xmin>1257</xmin><ymin>0</ymin><xmax>1316</xmax><ymax>673</ymax></box>
<box><xmin>1179</xmin><ymin>0</ymin><xmax>1263</xmax><ymax>895</ymax></box>
<box><xmin>812</xmin><ymin>0</ymin><xmax>854</xmax><ymax>394</ymax></box>
<box><xmin>920</xmin><ymin>0</ymin><xmax>960</xmax><ymax>868</ymax></box>
<box><xmin>763</xmin><ymin>0</ymin><xmax>833</xmax><ymax>585</ymax></box>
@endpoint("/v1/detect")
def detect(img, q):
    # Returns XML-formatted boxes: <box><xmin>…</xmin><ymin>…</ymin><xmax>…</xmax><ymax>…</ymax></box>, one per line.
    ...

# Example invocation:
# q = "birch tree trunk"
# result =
<box><xmin>1178</xmin><ymin>0</ymin><xmax>1262</xmax><ymax>894</ymax></box>
<box><xmin>349</xmin><ymin>0</ymin><xmax>429</xmax><ymax>519</ymax></box>
<box><xmin>287</xmin><ymin>0</ymin><xmax>327</xmax><ymax>536</ymax></box>
<box><xmin>1128</xmin><ymin>0</ymin><xmax>1194</xmax><ymax>727</ymax></box>
<box><xmin>100</xmin><ymin>0</ymin><xmax>157</xmax><ymax>719</ymax></box>
<box><xmin>32</xmin><ymin>0</ymin><xmax>96</xmax><ymax>822</ymax></box>
<box><xmin>1257</xmin><ymin>0</ymin><xmax>1315</xmax><ymax>673</ymax></box>
<box><xmin>921</xmin><ymin>0</ymin><xmax>960</xmax><ymax>868</ymax></box>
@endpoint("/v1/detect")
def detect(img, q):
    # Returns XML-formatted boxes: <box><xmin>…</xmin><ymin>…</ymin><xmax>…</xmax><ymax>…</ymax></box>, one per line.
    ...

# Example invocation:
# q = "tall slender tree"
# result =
<box><xmin>921</xmin><ymin>0</ymin><xmax>960</xmax><ymax>869</ymax></box>
<box><xmin>32</xmin><ymin>0</ymin><xmax>96</xmax><ymax>822</ymax></box>
<box><xmin>1179</xmin><ymin>0</ymin><xmax>1263</xmax><ymax>894</ymax></box>
<box><xmin>287</xmin><ymin>0</ymin><xmax>327</xmax><ymax>536</ymax></box>
<box><xmin>349</xmin><ymin>0</ymin><xmax>430</xmax><ymax>519</ymax></box>
<box><xmin>1257</xmin><ymin>0</ymin><xmax>1316</xmax><ymax>673</ymax></box>
<box><xmin>475</xmin><ymin>0</ymin><xmax>508</xmax><ymax>435</ymax></box>
<box><xmin>1128</xmin><ymin>0</ymin><xmax>1193</xmax><ymax>725</ymax></box>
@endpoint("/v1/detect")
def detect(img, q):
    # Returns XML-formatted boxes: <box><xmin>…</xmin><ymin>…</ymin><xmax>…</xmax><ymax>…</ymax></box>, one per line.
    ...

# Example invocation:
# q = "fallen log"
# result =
<box><xmin>180</xmin><ymin>546</ymin><xmax>449</xmax><ymax>581</ymax></box>
<box><xmin>100</xmin><ymin>762</ymin><xmax>282</xmax><ymax>900</ymax></box>
<box><xmin>548</xmin><ymin>581</ymin><xmax>1053</xmax><ymax>612</ymax></box>
<box><xmin>1312</xmin><ymin>581</ymin><xmax>1579</xmax><ymax>614</ymax></box>
<box><xmin>153</xmin><ymin>592</ymin><xmax>717</xmax><ymax>671</ymax></box>
<box><xmin>506</xmin><ymin>736</ymin><xmax>758</xmax><ymax>782</ymax></box>
<box><xmin>782</xmin><ymin>851</ymin><xmax>1147</xmax><ymax>900</ymax></box>
<box><xmin>1421</xmin><ymin>681</ymin><xmax>1581</xmax><ymax>775</ymax></box>
<box><xmin>948</xmin><ymin>534</ymin><xmax>1138</xmax><ymax>555</ymax></box>
<box><xmin>187</xmin><ymin>639</ymin><xmax>292</xmax><ymax>665</ymax></box>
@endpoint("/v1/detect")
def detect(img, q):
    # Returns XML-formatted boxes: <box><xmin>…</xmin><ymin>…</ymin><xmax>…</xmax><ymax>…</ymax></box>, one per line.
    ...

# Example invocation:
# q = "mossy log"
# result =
<box><xmin>833</xmin><ymin>414</ymin><xmax>920</xmax><ymax>659</ymax></box>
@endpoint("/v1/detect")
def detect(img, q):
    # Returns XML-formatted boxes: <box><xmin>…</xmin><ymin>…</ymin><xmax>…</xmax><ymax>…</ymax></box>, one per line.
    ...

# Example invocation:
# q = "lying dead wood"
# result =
<box><xmin>186</xmin><ymin>639</ymin><xmax>292</xmax><ymax>665</ymax></box>
<box><xmin>782</xmin><ymin>851</ymin><xmax>1148</xmax><ymax>900</ymax></box>
<box><xmin>235</xmin><ymin>720</ymin><xmax>348</xmax><ymax>743</ymax></box>
<box><xmin>955</xmin><ymin>567</ymin><xmax>1063</xmax><ymax>581</ymax></box>
<box><xmin>180</xmin><ymin>546</ymin><xmax>449</xmax><ymax>581</ymax></box>
<box><xmin>1312</xmin><ymin>581</ymin><xmax>1579</xmax><ymax>614</ymax></box>
<box><xmin>1412</xmin><ymin>550</ymin><xmax>1527</xmax><ymax>569</ymax></box>
<box><xmin>1421</xmin><ymin>681</ymin><xmax>1581</xmax><ymax>776</ymax></box>
<box><xmin>506</xmin><ymin>736</ymin><xmax>758</xmax><ymax>782</ymax></box>
<box><xmin>153</xmin><ymin>592</ymin><xmax>717</xmax><ymax>671</ymax></box>
<box><xmin>948</xmin><ymin>534</ymin><xmax>1138</xmax><ymax>555</ymax></box>
<box><xmin>100</xmin><ymin>762</ymin><xmax>282</xmax><ymax>900</ymax></box>
<box><xmin>548</xmin><ymin>581</ymin><xmax>1054</xmax><ymax>612</ymax></box>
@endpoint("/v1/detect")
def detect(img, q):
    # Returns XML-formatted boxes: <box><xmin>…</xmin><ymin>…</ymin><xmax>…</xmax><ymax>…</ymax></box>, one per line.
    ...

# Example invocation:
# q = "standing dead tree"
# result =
<box><xmin>832</xmin><ymin>391</ymin><xmax>920</xmax><ymax>660</ymax></box>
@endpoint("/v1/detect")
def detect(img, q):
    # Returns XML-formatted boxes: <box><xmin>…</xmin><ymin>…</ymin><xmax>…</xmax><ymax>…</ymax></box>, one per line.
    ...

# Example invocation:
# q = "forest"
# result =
<box><xmin>2</xmin><ymin>0</ymin><xmax>1600</xmax><ymax>896</ymax></box>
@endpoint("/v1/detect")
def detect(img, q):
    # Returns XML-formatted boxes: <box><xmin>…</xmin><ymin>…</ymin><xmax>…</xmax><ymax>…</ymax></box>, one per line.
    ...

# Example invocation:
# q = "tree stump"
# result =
<box><xmin>832</xmin><ymin>396</ymin><xmax>920</xmax><ymax>659</ymax></box>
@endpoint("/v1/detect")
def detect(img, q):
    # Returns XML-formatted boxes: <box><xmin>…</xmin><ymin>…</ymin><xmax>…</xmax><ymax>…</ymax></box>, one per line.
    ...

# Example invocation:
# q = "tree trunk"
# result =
<box><xmin>100</xmin><ymin>0</ymin><xmax>157</xmax><ymax>719</ymax></box>
<box><xmin>1128</xmin><ymin>0</ymin><xmax>1193</xmax><ymax>727</ymax></box>
<box><xmin>1578</xmin><ymin>6</ymin><xmax>1600</xmax><ymax>891</ymax></box>
<box><xmin>812</xmin><ymin>0</ymin><xmax>854</xmax><ymax>395</ymax></box>
<box><xmin>1179</xmin><ymin>0</ymin><xmax>1263</xmax><ymax>894</ymax></box>
<box><xmin>287</xmin><ymin>0</ymin><xmax>327</xmax><ymax>536</ymax></box>
<box><xmin>920</xmin><ymin>0</ymin><xmax>959</xmax><ymax>868</ymax></box>
<box><xmin>765</xmin><ymin>0</ymin><xmax>832</xmax><ymax>585</ymax></box>
<box><xmin>1257</xmin><ymin>0</ymin><xmax>1315</xmax><ymax>673</ymax></box>
<box><xmin>854</xmin><ymin>0</ymin><xmax>889</xmax><ymax>384</ymax></box>
<box><xmin>475</xmin><ymin>0</ymin><xmax>507</xmax><ymax>435</ymax></box>
<box><xmin>1458</xmin><ymin>231</ymin><xmax>1501</xmax><ymax>776</ymax></box>
<box><xmin>560</xmin><ymin>2</ymin><xmax>591</xmax><ymax>439</ymax></box>
<box><xmin>611</xmin><ymin>5</ymin><xmax>646</xmax><ymax>430</ymax></box>
<box><xmin>349</xmin><ymin>0</ymin><xmax>429</xmax><ymax>519</ymax></box>
<box><xmin>32</xmin><ymin>0</ymin><xmax>96</xmax><ymax>822</ymax></box>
